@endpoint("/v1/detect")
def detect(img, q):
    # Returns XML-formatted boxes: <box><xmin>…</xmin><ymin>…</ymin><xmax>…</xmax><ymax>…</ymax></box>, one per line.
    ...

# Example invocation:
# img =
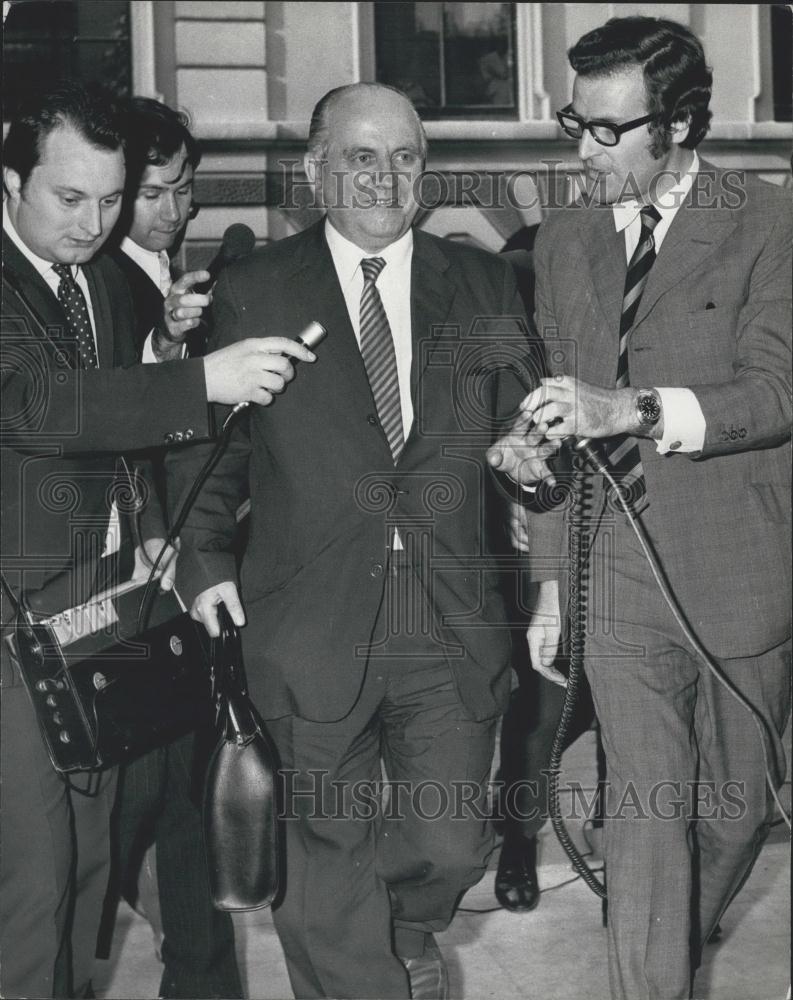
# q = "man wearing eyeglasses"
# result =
<box><xmin>489</xmin><ymin>15</ymin><xmax>791</xmax><ymax>1000</ymax></box>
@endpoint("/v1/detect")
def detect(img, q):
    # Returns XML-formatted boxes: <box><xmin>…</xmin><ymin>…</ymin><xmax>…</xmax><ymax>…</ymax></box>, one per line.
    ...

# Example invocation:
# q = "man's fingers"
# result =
<box><xmin>254</xmin><ymin>337</ymin><xmax>317</xmax><ymax>363</ymax></box>
<box><xmin>247</xmin><ymin>387</ymin><xmax>275</xmax><ymax>407</ymax></box>
<box><xmin>159</xmin><ymin>548</ymin><xmax>177</xmax><ymax>591</ymax></box>
<box><xmin>190</xmin><ymin>582</ymin><xmax>245</xmax><ymax>637</ymax></box>
<box><xmin>171</xmin><ymin>269</ymin><xmax>211</xmax><ymax>295</ymax></box>
<box><xmin>222</xmin><ymin>588</ymin><xmax>246</xmax><ymax>628</ymax></box>
<box><xmin>527</xmin><ymin>625</ymin><xmax>566</xmax><ymax>686</ymax></box>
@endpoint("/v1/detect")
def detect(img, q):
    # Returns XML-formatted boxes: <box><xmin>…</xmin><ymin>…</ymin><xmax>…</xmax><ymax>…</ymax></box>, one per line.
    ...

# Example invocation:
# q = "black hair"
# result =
<box><xmin>121</xmin><ymin>96</ymin><xmax>201</xmax><ymax>195</ymax></box>
<box><xmin>3</xmin><ymin>79</ymin><xmax>124</xmax><ymax>189</ymax></box>
<box><xmin>568</xmin><ymin>16</ymin><xmax>713</xmax><ymax>155</ymax></box>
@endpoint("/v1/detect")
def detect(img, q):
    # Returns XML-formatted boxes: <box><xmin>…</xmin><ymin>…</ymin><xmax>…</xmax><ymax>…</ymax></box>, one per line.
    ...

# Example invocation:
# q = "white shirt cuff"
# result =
<box><xmin>142</xmin><ymin>329</ymin><xmax>187</xmax><ymax>364</ymax></box>
<box><xmin>655</xmin><ymin>387</ymin><xmax>706</xmax><ymax>454</ymax></box>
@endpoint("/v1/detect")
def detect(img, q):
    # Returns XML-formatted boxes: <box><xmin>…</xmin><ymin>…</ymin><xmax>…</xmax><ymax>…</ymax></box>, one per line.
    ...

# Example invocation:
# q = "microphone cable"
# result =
<box><xmin>548</xmin><ymin>437</ymin><xmax>791</xmax><ymax>902</ymax></box>
<box><xmin>136</xmin><ymin>321</ymin><xmax>327</xmax><ymax>633</ymax></box>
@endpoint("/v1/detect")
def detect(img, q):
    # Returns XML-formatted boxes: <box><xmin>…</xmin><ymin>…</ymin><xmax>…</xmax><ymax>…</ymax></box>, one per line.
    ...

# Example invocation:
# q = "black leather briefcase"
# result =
<box><xmin>203</xmin><ymin>604</ymin><xmax>280</xmax><ymax>911</ymax></box>
<box><xmin>9</xmin><ymin>580</ymin><xmax>213</xmax><ymax>773</ymax></box>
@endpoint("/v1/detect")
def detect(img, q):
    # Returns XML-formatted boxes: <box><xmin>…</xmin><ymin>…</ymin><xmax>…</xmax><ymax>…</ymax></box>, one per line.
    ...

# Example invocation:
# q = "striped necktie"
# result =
<box><xmin>603</xmin><ymin>205</ymin><xmax>661</xmax><ymax>510</ymax></box>
<box><xmin>158</xmin><ymin>250</ymin><xmax>173</xmax><ymax>296</ymax></box>
<box><xmin>359</xmin><ymin>257</ymin><xmax>404</xmax><ymax>463</ymax></box>
<box><xmin>53</xmin><ymin>264</ymin><xmax>98</xmax><ymax>369</ymax></box>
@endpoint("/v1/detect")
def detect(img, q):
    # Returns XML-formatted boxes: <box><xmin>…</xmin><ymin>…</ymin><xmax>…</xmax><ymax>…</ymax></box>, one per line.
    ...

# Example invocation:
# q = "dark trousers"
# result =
<box><xmin>497</xmin><ymin>651</ymin><xmax>595</xmax><ymax>840</ymax></box>
<box><xmin>585</xmin><ymin>513</ymin><xmax>791</xmax><ymax>1000</ymax></box>
<box><xmin>268</xmin><ymin>562</ymin><xmax>500</xmax><ymax>999</ymax></box>
<box><xmin>0</xmin><ymin>645</ymin><xmax>116</xmax><ymax>999</ymax></box>
<box><xmin>108</xmin><ymin>732</ymin><xmax>243</xmax><ymax>999</ymax></box>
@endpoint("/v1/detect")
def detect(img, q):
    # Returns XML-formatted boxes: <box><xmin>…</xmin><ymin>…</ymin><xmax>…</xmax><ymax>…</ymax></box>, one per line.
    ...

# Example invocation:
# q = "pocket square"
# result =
<box><xmin>705</xmin><ymin>301</ymin><xmax>716</xmax><ymax>310</ymax></box>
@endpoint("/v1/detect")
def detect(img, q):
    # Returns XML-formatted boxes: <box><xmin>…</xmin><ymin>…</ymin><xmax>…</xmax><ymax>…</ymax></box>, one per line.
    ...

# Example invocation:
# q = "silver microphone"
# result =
<box><xmin>229</xmin><ymin>321</ymin><xmax>328</xmax><ymax>418</ymax></box>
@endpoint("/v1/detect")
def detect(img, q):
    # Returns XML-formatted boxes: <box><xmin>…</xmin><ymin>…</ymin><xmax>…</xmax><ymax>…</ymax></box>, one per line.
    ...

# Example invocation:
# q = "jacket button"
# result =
<box><xmin>184</xmin><ymin>428</ymin><xmax>194</xmax><ymax>439</ymax></box>
<box><xmin>174</xmin><ymin>431</ymin><xmax>184</xmax><ymax>442</ymax></box>
<box><xmin>164</xmin><ymin>432</ymin><xmax>174</xmax><ymax>443</ymax></box>
<box><xmin>669</xmin><ymin>440</ymin><xmax>681</xmax><ymax>450</ymax></box>
<box><xmin>367</xmin><ymin>414</ymin><xmax>378</xmax><ymax>426</ymax></box>
<box><xmin>370</xmin><ymin>562</ymin><xmax>384</xmax><ymax>578</ymax></box>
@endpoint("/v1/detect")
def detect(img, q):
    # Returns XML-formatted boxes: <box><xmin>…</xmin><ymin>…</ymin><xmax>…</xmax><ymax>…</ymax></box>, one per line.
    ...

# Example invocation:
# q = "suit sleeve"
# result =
<box><xmin>1</xmin><ymin>284</ymin><xmax>211</xmax><ymax>454</ymax></box>
<box><xmin>167</xmin><ymin>269</ymin><xmax>251</xmax><ymax>607</ymax></box>
<box><xmin>521</xmin><ymin>228</ymin><xmax>567</xmax><ymax>583</ymax></box>
<box><xmin>689</xmin><ymin>202</ymin><xmax>792</xmax><ymax>459</ymax></box>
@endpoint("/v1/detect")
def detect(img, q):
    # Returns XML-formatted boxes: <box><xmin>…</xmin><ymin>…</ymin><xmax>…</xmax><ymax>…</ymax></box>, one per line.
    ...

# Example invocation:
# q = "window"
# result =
<box><xmin>3</xmin><ymin>0</ymin><xmax>131</xmax><ymax>119</ymax></box>
<box><xmin>374</xmin><ymin>2</ymin><xmax>517</xmax><ymax>118</ymax></box>
<box><xmin>770</xmin><ymin>4</ymin><xmax>792</xmax><ymax>122</ymax></box>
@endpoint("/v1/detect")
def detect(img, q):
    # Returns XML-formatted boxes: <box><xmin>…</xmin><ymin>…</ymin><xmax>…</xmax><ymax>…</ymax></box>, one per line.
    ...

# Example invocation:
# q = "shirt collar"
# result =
<box><xmin>3</xmin><ymin>201</ymin><xmax>69</xmax><ymax>280</ymax></box>
<box><xmin>120</xmin><ymin>235</ymin><xmax>166</xmax><ymax>288</ymax></box>
<box><xmin>612</xmin><ymin>151</ymin><xmax>699</xmax><ymax>233</ymax></box>
<box><xmin>324</xmin><ymin>218</ymin><xmax>413</xmax><ymax>289</ymax></box>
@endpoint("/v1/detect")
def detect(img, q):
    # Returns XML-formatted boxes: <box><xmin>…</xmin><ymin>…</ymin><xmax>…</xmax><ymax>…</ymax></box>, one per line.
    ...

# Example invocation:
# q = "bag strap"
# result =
<box><xmin>211</xmin><ymin>602</ymin><xmax>259</xmax><ymax>744</ymax></box>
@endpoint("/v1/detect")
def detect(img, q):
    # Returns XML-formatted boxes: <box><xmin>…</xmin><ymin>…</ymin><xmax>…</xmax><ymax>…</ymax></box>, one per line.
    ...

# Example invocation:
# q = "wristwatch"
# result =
<box><xmin>636</xmin><ymin>388</ymin><xmax>662</xmax><ymax>428</ymax></box>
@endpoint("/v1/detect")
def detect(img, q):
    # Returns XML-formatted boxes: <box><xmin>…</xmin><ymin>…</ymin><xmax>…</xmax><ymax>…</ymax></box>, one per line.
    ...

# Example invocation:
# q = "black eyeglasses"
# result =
<box><xmin>556</xmin><ymin>105</ymin><xmax>656</xmax><ymax>147</ymax></box>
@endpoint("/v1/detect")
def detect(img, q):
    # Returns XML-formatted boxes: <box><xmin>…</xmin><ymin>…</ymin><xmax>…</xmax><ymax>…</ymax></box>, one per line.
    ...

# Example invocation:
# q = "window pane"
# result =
<box><xmin>374</xmin><ymin>2</ymin><xmax>517</xmax><ymax>118</ymax></box>
<box><xmin>2</xmin><ymin>0</ymin><xmax>130</xmax><ymax>119</ymax></box>
<box><xmin>771</xmin><ymin>4</ymin><xmax>792</xmax><ymax>122</ymax></box>
<box><xmin>443</xmin><ymin>3</ymin><xmax>516</xmax><ymax>110</ymax></box>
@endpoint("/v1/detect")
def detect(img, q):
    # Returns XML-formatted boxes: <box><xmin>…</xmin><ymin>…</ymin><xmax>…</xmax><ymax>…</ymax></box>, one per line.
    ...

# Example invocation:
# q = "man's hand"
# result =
<box><xmin>527</xmin><ymin>579</ymin><xmax>564</xmax><ymax>686</ymax></box>
<box><xmin>203</xmin><ymin>337</ymin><xmax>317</xmax><ymax>406</ymax></box>
<box><xmin>487</xmin><ymin>409</ymin><xmax>560</xmax><ymax>486</ymax></box>
<box><xmin>191</xmin><ymin>581</ymin><xmax>246</xmax><ymax>638</ymax></box>
<box><xmin>163</xmin><ymin>269</ymin><xmax>212</xmax><ymax>342</ymax></box>
<box><xmin>132</xmin><ymin>537</ymin><xmax>178</xmax><ymax>591</ymax></box>
<box><xmin>520</xmin><ymin>375</ymin><xmax>636</xmax><ymax>441</ymax></box>
<box><xmin>508</xmin><ymin>501</ymin><xmax>530</xmax><ymax>551</ymax></box>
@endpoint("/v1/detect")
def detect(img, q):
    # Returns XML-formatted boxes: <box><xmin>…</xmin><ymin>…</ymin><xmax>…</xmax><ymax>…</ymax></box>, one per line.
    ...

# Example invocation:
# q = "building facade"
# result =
<box><xmin>3</xmin><ymin>2</ymin><xmax>791</xmax><ymax>267</ymax></box>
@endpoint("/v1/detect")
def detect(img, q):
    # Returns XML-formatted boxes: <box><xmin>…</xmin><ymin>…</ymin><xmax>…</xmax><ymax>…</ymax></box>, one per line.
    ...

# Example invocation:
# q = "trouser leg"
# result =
<box><xmin>269</xmin><ymin>706</ymin><xmax>410</xmax><ymax>1000</ymax></box>
<box><xmin>691</xmin><ymin>639</ymin><xmax>791</xmax><ymax>955</ymax></box>
<box><xmin>0</xmin><ymin>671</ymin><xmax>72</xmax><ymax>998</ymax></box>
<box><xmin>156</xmin><ymin>732</ymin><xmax>243</xmax><ymax>999</ymax></box>
<box><xmin>498</xmin><ymin>663</ymin><xmax>594</xmax><ymax>839</ymax></box>
<box><xmin>68</xmin><ymin>767</ymin><xmax>118</xmax><ymax>999</ymax></box>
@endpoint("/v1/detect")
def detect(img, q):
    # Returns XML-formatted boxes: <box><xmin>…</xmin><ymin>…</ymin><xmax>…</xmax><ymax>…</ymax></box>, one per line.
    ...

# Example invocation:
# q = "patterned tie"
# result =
<box><xmin>53</xmin><ymin>264</ymin><xmax>98</xmax><ymax>369</ymax></box>
<box><xmin>603</xmin><ymin>205</ymin><xmax>661</xmax><ymax>510</ymax></box>
<box><xmin>359</xmin><ymin>257</ymin><xmax>404</xmax><ymax>463</ymax></box>
<box><xmin>158</xmin><ymin>251</ymin><xmax>173</xmax><ymax>296</ymax></box>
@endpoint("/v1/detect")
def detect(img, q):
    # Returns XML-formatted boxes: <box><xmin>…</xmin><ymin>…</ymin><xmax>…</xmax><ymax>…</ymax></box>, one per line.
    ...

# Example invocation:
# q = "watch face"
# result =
<box><xmin>638</xmin><ymin>391</ymin><xmax>661</xmax><ymax>425</ymax></box>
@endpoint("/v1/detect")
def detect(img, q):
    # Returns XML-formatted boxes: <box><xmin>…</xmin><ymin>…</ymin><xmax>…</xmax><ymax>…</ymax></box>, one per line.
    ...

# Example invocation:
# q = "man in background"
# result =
<box><xmin>99</xmin><ymin>96</ymin><xmax>243</xmax><ymax>1000</ymax></box>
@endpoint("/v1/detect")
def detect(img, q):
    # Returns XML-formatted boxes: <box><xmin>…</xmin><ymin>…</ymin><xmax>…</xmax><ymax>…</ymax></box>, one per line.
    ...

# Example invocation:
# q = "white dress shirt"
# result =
<box><xmin>119</xmin><ymin>237</ymin><xmax>181</xmax><ymax>363</ymax></box>
<box><xmin>120</xmin><ymin>236</ymin><xmax>172</xmax><ymax>295</ymax></box>
<box><xmin>324</xmin><ymin>220</ymin><xmax>414</xmax><ymax>547</ymax></box>
<box><xmin>612</xmin><ymin>151</ymin><xmax>706</xmax><ymax>453</ymax></box>
<box><xmin>324</xmin><ymin>219</ymin><xmax>414</xmax><ymax>439</ymax></box>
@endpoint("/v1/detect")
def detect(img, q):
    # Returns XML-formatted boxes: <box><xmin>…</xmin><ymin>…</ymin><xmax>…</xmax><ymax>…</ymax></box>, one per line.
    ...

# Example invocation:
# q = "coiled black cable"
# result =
<box><xmin>547</xmin><ymin>449</ymin><xmax>606</xmax><ymax>898</ymax></box>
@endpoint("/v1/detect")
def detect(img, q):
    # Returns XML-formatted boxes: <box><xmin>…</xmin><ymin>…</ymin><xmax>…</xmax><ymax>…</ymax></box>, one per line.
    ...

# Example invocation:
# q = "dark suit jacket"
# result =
<box><xmin>107</xmin><ymin>245</ymin><xmax>207</xmax><ymax>358</ymax></box>
<box><xmin>107</xmin><ymin>245</ymin><xmax>168</xmax><ymax>356</ymax></box>
<box><xmin>528</xmin><ymin>162</ymin><xmax>792</xmax><ymax>659</ymax></box>
<box><xmin>170</xmin><ymin>220</ymin><xmax>538</xmax><ymax>723</ymax></box>
<box><xmin>1</xmin><ymin>238</ymin><xmax>211</xmax><ymax>617</ymax></box>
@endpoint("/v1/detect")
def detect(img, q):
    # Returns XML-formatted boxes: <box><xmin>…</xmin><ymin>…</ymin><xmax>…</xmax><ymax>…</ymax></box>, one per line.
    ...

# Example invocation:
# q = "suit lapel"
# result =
<box><xmin>584</xmin><ymin>206</ymin><xmax>628</xmax><ymax>336</ymax></box>
<box><xmin>84</xmin><ymin>262</ymin><xmax>114</xmax><ymax>367</ymax></box>
<box><xmin>409</xmin><ymin>231</ymin><xmax>457</xmax><ymax>395</ymax></box>
<box><xmin>286</xmin><ymin>222</ymin><xmax>380</xmax><ymax>431</ymax></box>
<box><xmin>635</xmin><ymin>168</ymin><xmax>737</xmax><ymax>327</ymax></box>
<box><xmin>2</xmin><ymin>241</ymin><xmax>80</xmax><ymax>366</ymax></box>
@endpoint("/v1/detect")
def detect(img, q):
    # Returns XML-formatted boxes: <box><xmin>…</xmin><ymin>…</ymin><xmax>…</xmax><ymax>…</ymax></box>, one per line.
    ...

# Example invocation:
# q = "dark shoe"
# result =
<box><xmin>401</xmin><ymin>937</ymin><xmax>449</xmax><ymax>1000</ymax></box>
<box><xmin>495</xmin><ymin>833</ymin><xmax>540</xmax><ymax>912</ymax></box>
